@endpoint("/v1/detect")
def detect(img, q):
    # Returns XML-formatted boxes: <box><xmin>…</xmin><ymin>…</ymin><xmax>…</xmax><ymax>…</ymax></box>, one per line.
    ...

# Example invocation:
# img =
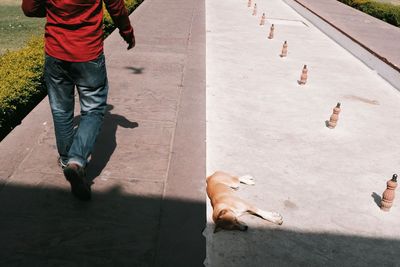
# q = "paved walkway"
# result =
<box><xmin>205</xmin><ymin>0</ymin><xmax>400</xmax><ymax>266</ymax></box>
<box><xmin>284</xmin><ymin>0</ymin><xmax>400</xmax><ymax>90</ymax></box>
<box><xmin>1</xmin><ymin>0</ymin><xmax>400</xmax><ymax>266</ymax></box>
<box><xmin>0</xmin><ymin>0</ymin><xmax>205</xmax><ymax>266</ymax></box>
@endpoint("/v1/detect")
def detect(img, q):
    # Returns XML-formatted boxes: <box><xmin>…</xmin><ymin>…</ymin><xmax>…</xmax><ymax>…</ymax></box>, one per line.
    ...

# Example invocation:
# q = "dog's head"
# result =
<box><xmin>214</xmin><ymin>208</ymin><xmax>248</xmax><ymax>233</ymax></box>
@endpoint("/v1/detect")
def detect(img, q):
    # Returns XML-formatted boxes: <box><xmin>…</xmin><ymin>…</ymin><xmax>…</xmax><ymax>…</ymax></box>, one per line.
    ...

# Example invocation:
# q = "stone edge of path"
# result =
<box><xmin>284</xmin><ymin>0</ymin><xmax>400</xmax><ymax>91</ymax></box>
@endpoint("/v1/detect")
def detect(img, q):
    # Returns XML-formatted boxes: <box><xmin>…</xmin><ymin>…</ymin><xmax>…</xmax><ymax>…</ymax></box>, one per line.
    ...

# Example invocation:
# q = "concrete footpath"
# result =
<box><xmin>0</xmin><ymin>0</ymin><xmax>205</xmax><ymax>266</ymax></box>
<box><xmin>284</xmin><ymin>0</ymin><xmax>400</xmax><ymax>90</ymax></box>
<box><xmin>205</xmin><ymin>0</ymin><xmax>400</xmax><ymax>266</ymax></box>
<box><xmin>290</xmin><ymin>0</ymin><xmax>400</xmax><ymax>71</ymax></box>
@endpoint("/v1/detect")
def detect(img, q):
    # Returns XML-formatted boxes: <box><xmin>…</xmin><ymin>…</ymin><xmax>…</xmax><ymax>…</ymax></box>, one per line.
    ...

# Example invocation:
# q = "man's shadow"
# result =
<box><xmin>74</xmin><ymin>104</ymin><xmax>138</xmax><ymax>182</ymax></box>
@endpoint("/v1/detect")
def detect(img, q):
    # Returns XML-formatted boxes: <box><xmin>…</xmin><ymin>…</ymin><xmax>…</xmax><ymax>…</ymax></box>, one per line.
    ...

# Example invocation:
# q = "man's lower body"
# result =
<box><xmin>44</xmin><ymin>53</ymin><xmax>109</xmax><ymax>200</ymax></box>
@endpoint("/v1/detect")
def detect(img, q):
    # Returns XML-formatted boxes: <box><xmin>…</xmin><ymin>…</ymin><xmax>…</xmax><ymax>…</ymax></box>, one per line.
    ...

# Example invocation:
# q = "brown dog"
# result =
<box><xmin>207</xmin><ymin>171</ymin><xmax>283</xmax><ymax>232</ymax></box>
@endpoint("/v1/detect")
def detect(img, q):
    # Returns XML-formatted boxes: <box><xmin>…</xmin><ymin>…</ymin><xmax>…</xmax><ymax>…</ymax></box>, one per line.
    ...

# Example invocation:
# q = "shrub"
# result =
<box><xmin>0</xmin><ymin>37</ymin><xmax>45</xmax><ymax>138</ymax></box>
<box><xmin>338</xmin><ymin>0</ymin><xmax>400</xmax><ymax>27</ymax></box>
<box><xmin>0</xmin><ymin>0</ymin><xmax>142</xmax><ymax>140</ymax></box>
<box><xmin>357</xmin><ymin>2</ymin><xmax>400</xmax><ymax>26</ymax></box>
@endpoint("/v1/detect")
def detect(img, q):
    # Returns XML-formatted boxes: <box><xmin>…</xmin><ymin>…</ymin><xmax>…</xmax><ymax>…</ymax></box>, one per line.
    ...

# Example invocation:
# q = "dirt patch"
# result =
<box><xmin>284</xmin><ymin>199</ymin><xmax>299</xmax><ymax>210</ymax></box>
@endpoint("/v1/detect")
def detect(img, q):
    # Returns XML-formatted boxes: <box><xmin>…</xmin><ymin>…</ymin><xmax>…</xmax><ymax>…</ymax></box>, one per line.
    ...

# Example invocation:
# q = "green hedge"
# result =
<box><xmin>0</xmin><ymin>0</ymin><xmax>142</xmax><ymax>140</ymax></box>
<box><xmin>0</xmin><ymin>37</ymin><xmax>45</xmax><ymax>138</ymax></box>
<box><xmin>338</xmin><ymin>0</ymin><xmax>400</xmax><ymax>27</ymax></box>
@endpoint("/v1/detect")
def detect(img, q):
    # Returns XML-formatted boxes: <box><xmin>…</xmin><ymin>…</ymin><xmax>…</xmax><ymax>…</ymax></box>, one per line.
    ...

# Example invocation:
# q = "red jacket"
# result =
<box><xmin>22</xmin><ymin>0</ymin><xmax>134</xmax><ymax>62</ymax></box>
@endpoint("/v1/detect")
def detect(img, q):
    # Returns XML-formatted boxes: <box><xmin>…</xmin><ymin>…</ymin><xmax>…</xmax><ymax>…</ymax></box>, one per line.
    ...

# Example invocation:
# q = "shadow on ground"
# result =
<box><xmin>125</xmin><ymin>66</ymin><xmax>145</xmax><ymax>74</ymax></box>
<box><xmin>84</xmin><ymin>105</ymin><xmax>139</xmax><ymax>182</ymax></box>
<box><xmin>0</xmin><ymin>184</ymin><xmax>205</xmax><ymax>266</ymax></box>
<box><xmin>205</xmin><ymin>223</ymin><xmax>400</xmax><ymax>267</ymax></box>
<box><xmin>0</xmin><ymin>180</ymin><xmax>399</xmax><ymax>266</ymax></box>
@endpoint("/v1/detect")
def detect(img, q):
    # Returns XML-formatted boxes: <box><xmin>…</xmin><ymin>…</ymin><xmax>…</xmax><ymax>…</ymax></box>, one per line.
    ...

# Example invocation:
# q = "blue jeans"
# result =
<box><xmin>44</xmin><ymin>53</ymin><xmax>108</xmax><ymax>168</ymax></box>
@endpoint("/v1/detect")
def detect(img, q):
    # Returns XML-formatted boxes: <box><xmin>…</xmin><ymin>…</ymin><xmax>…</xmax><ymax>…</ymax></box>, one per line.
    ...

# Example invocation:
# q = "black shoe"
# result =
<box><xmin>63</xmin><ymin>163</ymin><xmax>91</xmax><ymax>201</ymax></box>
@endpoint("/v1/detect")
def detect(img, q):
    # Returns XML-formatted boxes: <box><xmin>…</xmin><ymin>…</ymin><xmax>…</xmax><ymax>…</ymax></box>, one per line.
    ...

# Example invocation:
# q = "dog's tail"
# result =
<box><xmin>239</xmin><ymin>175</ymin><xmax>255</xmax><ymax>185</ymax></box>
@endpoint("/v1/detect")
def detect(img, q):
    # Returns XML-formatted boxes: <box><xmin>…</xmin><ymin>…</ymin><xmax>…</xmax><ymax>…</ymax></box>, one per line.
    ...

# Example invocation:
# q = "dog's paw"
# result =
<box><xmin>271</xmin><ymin>212</ymin><xmax>283</xmax><ymax>225</ymax></box>
<box><xmin>239</xmin><ymin>175</ymin><xmax>255</xmax><ymax>185</ymax></box>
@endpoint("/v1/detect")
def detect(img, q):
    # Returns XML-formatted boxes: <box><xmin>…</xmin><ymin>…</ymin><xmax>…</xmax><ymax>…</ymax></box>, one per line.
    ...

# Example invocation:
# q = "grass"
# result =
<box><xmin>0</xmin><ymin>1</ymin><xmax>45</xmax><ymax>55</ymax></box>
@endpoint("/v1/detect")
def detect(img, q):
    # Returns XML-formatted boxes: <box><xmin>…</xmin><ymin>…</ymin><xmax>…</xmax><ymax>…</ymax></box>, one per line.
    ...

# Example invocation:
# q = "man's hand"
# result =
<box><xmin>127</xmin><ymin>32</ymin><xmax>135</xmax><ymax>50</ymax></box>
<box><xmin>121</xmin><ymin>28</ymin><xmax>135</xmax><ymax>50</ymax></box>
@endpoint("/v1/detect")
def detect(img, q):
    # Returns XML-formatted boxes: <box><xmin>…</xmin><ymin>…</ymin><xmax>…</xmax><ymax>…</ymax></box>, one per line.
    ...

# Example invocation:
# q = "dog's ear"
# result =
<box><xmin>217</xmin><ymin>209</ymin><xmax>228</xmax><ymax>218</ymax></box>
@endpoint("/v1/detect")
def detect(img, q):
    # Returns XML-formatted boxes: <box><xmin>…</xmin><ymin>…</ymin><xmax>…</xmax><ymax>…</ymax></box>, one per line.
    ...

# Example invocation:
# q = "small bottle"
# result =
<box><xmin>381</xmin><ymin>174</ymin><xmax>398</xmax><ymax>212</ymax></box>
<box><xmin>252</xmin><ymin>3</ymin><xmax>257</xmax><ymax>16</ymax></box>
<box><xmin>260</xmin><ymin>13</ymin><xmax>266</xmax><ymax>26</ymax></box>
<box><xmin>248</xmin><ymin>0</ymin><xmax>252</xmax><ymax>8</ymax></box>
<box><xmin>298</xmin><ymin>64</ymin><xmax>308</xmax><ymax>85</ymax></box>
<box><xmin>280</xmin><ymin>40</ymin><xmax>287</xmax><ymax>57</ymax></box>
<box><xmin>268</xmin><ymin>24</ymin><xmax>275</xmax><ymax>39</ymax></box>
<box><xmin>327</xmin><ymin>103</ymin><xmax>341</xmax><ymax>129</ymax></box>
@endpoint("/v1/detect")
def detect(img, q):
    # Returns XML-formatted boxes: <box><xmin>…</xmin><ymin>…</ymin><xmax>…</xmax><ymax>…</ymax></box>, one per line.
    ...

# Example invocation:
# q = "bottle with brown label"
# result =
<box><xmin>268</xmin><ymin>24</ymin><xmax>275</xmax><ymax>39</ymax></box>
<box><xmin>298</xmin><ymin>64</ymin><xmax>308</xmax><ymax>85</ymax></box>
<box><xmin>280</xmin><ymin>40</ymin><xmax>287</xmax><ymax>56</ymax></box>
<box><xmin>327</xmin><ymin>103</ymin><xmax>341</xmax><ymax>129</ymax></box>
<box><xmin>260</xmin><ymin>13</ymin><xmax>266</xmax><ymax>26</ymax></box>
<box><xmin>381</xmin><ymin>174</ymin><xmax>398</xmax><ymax>212</ymax></box>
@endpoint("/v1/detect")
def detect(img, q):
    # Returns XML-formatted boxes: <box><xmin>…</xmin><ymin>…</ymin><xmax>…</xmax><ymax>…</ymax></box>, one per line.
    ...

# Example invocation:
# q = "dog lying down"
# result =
<box><xmin>207</xmin><ymin>171</ymin><xmax>283</xmax><ymax>232</ymax></box>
